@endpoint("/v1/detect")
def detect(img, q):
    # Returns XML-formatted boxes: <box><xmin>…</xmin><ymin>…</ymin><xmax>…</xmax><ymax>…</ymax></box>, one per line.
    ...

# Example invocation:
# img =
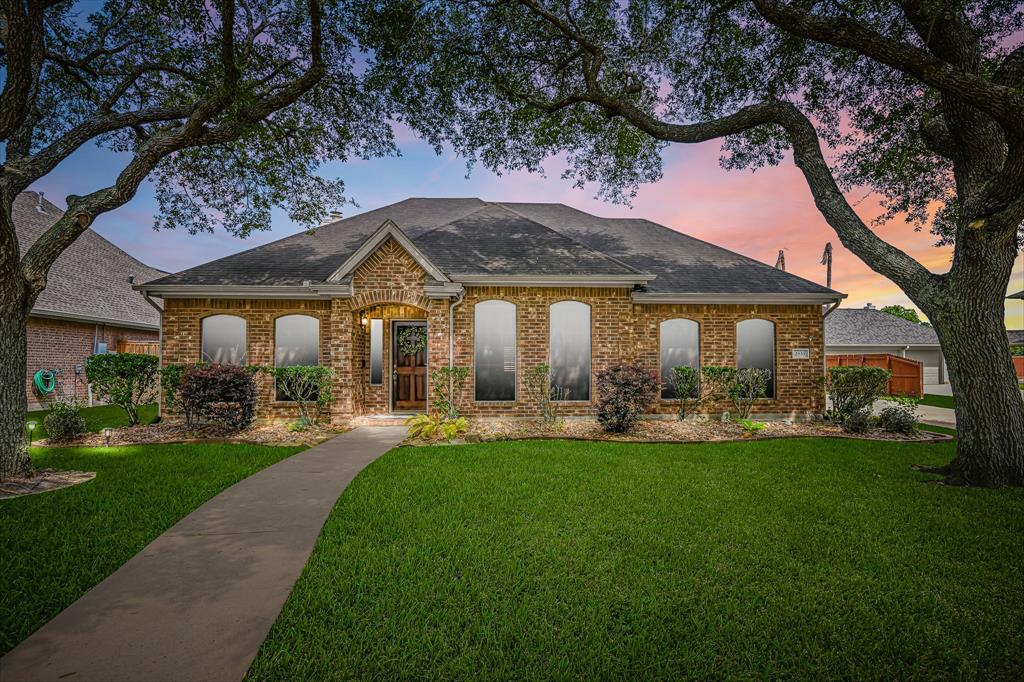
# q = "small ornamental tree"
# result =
<box><xmin>826</xmin><ymin>366</ymin><xmax>892</xmax><ymax>423</ymax></box>
<box><xmin>178</xmin><ymin>364</ymin><xmax>258</xmax><ymax>431</ymax></box>
<box><xmin>430</xmin><ymin>366</ymin><xmax>470</xmax><ymax>419</ymax></box>
<box><xmin>85</xmin><ymin>353</ymin><xmax>159</xmax><ymax>425</ymax></box>
<box><xmin>668</xmin><ymin>366</ymin><xmax>701</xmax><ymax>421</ymax></box>
<box><xmin>729</xmin><ymin>368</ymin><xmax>772</xmax><ymax>420</ymax></box>
<box><xmin>523</xmin><ymin>364</ymin><xmax>558</xmax><ymax>424</ymax></box>
<box><xmin>596</xmin><ymin>362</ymin><xmax>659</xmax><ymax>433</ymax></box>
<box><xmin>274</xmin><ymin>366</ymin><xmax>334</xmax><ymax>426</ymax></box>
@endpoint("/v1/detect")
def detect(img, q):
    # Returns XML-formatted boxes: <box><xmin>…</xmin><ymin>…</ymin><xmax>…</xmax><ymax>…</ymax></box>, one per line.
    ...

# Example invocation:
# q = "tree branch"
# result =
<box><xmin>0</xmin><ymin>0</ymin><xmax>40</xmax><ymax>140</ymax></box>
<box><xmin>750</xmin><ymin>0</ymin><xmax>1023</xmax><ymax>132</ymax></box>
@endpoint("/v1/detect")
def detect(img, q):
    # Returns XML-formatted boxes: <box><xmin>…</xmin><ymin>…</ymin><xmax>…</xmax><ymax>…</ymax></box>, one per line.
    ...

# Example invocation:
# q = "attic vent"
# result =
<box><xmin>320</xmin><ymin>210</ymin><xmax>343</xmax><ymax>225</ymax></box>
<box><xmin>35</xmin><ymin>192</ymin><xmax>45</xmax><ymax>213</ymax></box>
<box><xmin>864</xmin><ymin>302</ymin><xmax>875</xmax><ymax>309</ymax></box>
<box><xmin>127</xmin><ymin>275</ymin><xmax>135</xmax><ymax>284</ymax></box>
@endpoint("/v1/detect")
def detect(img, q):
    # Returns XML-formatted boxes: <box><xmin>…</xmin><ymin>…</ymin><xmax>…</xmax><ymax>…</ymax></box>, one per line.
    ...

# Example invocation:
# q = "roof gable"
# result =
<box><xmin>326</xmin><ymin>219</ymin><xmax>449</xmax><ymax>283</ymax></box>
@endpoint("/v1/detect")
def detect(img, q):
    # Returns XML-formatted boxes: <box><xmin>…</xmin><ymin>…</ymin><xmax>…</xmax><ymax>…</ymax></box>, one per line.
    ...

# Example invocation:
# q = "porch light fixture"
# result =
<box><xmin>27</xmin><ymin>421</ymin><xmax>37</xmax><ymax>445</ymax></box>
<box><xmin>103</xmin><ymin>427</ymin><xmax>113</xmax><ymax>447</ymax></box>
<box><xmin>361</xmin><ymin>313</ymin><xmax>369</xmax><ymax>326</ymax></box>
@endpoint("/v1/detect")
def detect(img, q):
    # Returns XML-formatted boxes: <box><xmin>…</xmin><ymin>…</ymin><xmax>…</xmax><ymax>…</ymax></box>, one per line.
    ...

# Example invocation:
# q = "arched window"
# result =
<box><xmin>201</xmin><ymin>315</ymin><xmax>246</xmax><ymax>365</ymax></box>
<box><xmin>549</xmin><ymin>301</ymin><xmax>591</xmax><ymax>401</ymax></box>
<box><xmin>474</xmin><ymin>300</ymin><xmax>516</xmax><ymax>401</ymax></box>
<box><xmin>660</xmin><ymin>319</ymin><xmax>700</xmax><ymax>400</ymax></box>
<box><xmin>275</xmin><ymin>315</ymin><xmax>320</xmax><ymax>400</ymax></box>
<box><xmin>736</xmin><ymin>318</ymin><xmax>775</xmax><ymax>399</ymax></box>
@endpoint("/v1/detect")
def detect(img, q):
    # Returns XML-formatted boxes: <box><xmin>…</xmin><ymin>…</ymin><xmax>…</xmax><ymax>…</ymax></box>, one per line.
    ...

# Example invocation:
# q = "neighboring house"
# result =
<box><xmin>1008</xmin><ymin>290</ymin><xmax>1023</xmax><ymax>300</ymax></box>
<box><xmin>15</xmin><ymin>192</ymin><xmax>165</xmax><ymax>408</ymax></box>
<box><xmin>1009</xmin><ymin>330</ymin><xmax>1024</xmax><ymax>345</ymax></box>
<box><xmin>825</xmin><ymin>306</ymin><xmax>948</xmax><ymax>384</ymax></box>
<box><xmin>138</xmin><ymin>198</ymin><xmax>845</xmax><ymax>421</ymax></box>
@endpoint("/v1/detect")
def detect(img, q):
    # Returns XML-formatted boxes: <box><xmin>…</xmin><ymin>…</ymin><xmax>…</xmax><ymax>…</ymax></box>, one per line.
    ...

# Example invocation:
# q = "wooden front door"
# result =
<box><xmin>392</xmin><ymin>322</ymin><xmax>428</xmax><ymax>411</ymax></box>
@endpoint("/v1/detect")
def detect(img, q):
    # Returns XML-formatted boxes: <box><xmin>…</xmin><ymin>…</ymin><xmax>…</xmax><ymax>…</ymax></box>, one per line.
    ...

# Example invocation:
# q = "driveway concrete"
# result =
<box><xmin>0</xmin><ymin>426</ymin><xmax>407</xmax><ymax>682</ymax></box>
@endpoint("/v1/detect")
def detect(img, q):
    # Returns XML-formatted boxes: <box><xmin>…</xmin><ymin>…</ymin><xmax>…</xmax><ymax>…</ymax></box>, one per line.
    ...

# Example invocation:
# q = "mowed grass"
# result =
<box><xmin>249</xmin><ymin>437</ymin><xmax>1024</xmax><ymax>680</ymax></box>
<box><xmin>1</xmin><ymin>443</ymin><xmax>303</xmax><ymax>655</ymax></box>
<box><xmin>25</xmin><ymin>402</ymin><xmax>159</xmax><ymax>440</ymax></box>
<box><xmin>920</xmin><ymin>393</ymin><xmax>955</xmax><ymax>409</ymax></box>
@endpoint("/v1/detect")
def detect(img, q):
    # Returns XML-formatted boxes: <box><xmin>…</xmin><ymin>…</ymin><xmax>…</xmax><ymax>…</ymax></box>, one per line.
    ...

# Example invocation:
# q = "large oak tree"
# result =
<box><xmin>353</xmin><ymin>0</ymin><xmax>1024</xmax><ymax>486</ymax></box>
<box><xmin>0</xmin><ymin>0</ymin><xmax>394</xmax><ymax>477</ymax></box>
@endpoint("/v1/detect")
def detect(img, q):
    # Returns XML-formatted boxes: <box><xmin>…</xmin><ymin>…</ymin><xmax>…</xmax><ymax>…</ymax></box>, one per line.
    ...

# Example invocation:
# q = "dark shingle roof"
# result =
<box><xmin>1008</xmin><ymin>290</ymin><xmax>1024</xmax><ymax>299</ymax></box>
<box><xmin>1008</xmin><ymin>330</ymin><xmax>1024</xmax><ymax>345</ymax></box>
<box><xmin>15</xmin><ymin>192</ymin><xmax>165</xmax><ymax>328</ymax></box>
<box><xmin>825</xmin><ymin>308</ymin><xmax>940</xmax><ymax>346</ymax></box>
<box><xmin>147</xmin><ymin>198</ymin><xmax>841</xmax><ymax>297</ymax></box>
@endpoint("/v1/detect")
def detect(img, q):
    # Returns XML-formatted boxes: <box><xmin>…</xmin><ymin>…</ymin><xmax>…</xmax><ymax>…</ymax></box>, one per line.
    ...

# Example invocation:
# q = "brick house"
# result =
<box><xmin>15</xmin><ymin>192</ymin><xmax>164</xmax><ymax>408</ymax></box>
<box><xmin>138</xmin><ymin>199</ymin><xmax>845</xmax><ymax>422</ymax></box>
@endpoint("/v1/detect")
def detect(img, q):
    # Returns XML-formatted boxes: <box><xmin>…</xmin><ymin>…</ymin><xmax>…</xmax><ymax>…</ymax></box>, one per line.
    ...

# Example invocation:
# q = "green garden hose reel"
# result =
<box><xmin>33</xmin><ymin>369</ymin><xmax>57</xmax><ymax>395</ymax></box>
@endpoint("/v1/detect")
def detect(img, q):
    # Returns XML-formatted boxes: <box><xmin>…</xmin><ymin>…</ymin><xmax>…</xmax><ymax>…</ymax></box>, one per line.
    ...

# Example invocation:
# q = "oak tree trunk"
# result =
<box><xmin>923</xmin><ymin>220</ymin><xmax>1024</xmax><ymax>486</ymax></box>
<box><xmin>0</xmin><ymin>295</ymin><xmax>32</xmax><ymax>479</ymax></box>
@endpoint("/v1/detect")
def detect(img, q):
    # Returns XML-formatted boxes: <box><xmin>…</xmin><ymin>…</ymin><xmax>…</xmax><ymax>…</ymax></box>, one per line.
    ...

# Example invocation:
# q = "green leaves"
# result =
<box><xmin>84</xmin><ymin>353</ymin><xmax>160</xmax><ymax>425</ymax></box>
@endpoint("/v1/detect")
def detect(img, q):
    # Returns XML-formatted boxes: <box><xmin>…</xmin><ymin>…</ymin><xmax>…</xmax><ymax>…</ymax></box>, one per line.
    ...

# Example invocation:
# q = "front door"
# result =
<box><xmin>392</xmin><ymin>321</ymin><xmax>428</xmax><ymax>411</ymax></box>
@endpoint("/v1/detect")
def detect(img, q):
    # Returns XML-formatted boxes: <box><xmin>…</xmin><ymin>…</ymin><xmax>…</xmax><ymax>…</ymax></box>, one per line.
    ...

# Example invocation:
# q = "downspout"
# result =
<box><xmin>448</xmin><ymin>290</ymin><xmax>465</xmax><ymax>418</ymax></box>
<box><xmin>142</xmin><ymin>292</ymin><xmax>164</xmax><ymax>419</ymax></box>
<box><xmin>822</xmin><ymin>298</ymin><xmax>842</xmax><ymax>417</ymax></box>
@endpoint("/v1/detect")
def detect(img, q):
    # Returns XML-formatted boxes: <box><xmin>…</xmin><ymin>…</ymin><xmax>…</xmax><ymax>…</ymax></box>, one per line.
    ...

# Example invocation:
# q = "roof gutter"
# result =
<box><xmin>29</xmin><ymin>308</ymin><xmax>159</xmax><ymax>332</ymax></box>
<box><xmin>632</xmin><ymin>292</ymin><xmax>847</xmax><ymax>305</ymax></box>
<box><xmin>451</xmin><ymin>274</ymin><xmax>654</xmax><ymax>287</ymax></box>
<box><xmin>133</xmin><ymin>283</ymin><xmax>354</xmax><ymax>299</ymax></box>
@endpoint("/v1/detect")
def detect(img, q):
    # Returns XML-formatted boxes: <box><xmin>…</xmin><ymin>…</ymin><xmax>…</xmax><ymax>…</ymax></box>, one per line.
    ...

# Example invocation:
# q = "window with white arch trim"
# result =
<box><xmin>549</xmin><ymin>300</ymin><xmax>591</xmax><ymax>401</ymax></box>
<box><xmin>474</xmin><ymin>300</ymin><xmax>516</xmax><ymax>401</ymax></box>
<box><xmin>660</xmin><ymin>318</ymin><xmax>699</xmax><ymax>400</ymax></box>
<box><xmin>200</xmin><ymin>314</ymin><xmax>246</xmax><ymax>365</ymax></box>
<box><xmin>736</xmin><ymin>318</ymin><xmax>775</xmax><ymax>399</ymax></box>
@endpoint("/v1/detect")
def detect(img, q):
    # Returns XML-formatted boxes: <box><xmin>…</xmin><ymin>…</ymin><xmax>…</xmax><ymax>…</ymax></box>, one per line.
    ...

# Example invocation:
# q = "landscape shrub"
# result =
<box><xmin>668</xmin><ymin>366</ymin><xmax>700</xmax><ymax>420</ymax></box>
<box><xmin>738</xmin><ymin>418</ymin><xmax>766</xmax><ymax>434</ymax></box>
<box><xmin>274</xmin><ymin>366</ymin><xmax>334</xmax><ymax>425</ymax></box>
<box><xmin>42</xmin><ymin>399</ymin><xmax>86</xmax><ymax>443</ymax></box>
<box><xmin>729</xmin><ymin>367</ymin><xmax>772</xmax><ymax>419</ymax></box>
<box><xmin>523</xmin><ymin>364</ymin><xmax>570</xmax><ymax>424</ymax></box>
<box><xmin>85</xmin><ymin>353</ymin><xmax>159</xmax><ymax>425</ymax></box>
<box><xmin>179</xmin><ymin>364</ymin><xmax>258</xmax><ymax>430</ymax></box>
<box><xmin>827</xmin><ymin>366</ymin><xmax>891</xmax><ymax>422</ymax></box>
<box><xmin>596</xmin><ymin>362</ymin><xmax>659</xmax><ymax>433</ymax></box>
<box><xmin>160</xmin><ymin>363</ymin><xmax>189</xmax><ymax>411</ymax></box>
<box><xmin>405</xmin><ymin>413</ymin><xmax>468</xmax><ymax>441</ymax></box>
<box><xmin>878</xmin><ymin>396</ymin><xmax>919</xmax><ymax>434</ymax></box>
<box><xmin>1010</xmin><ymin>344</ymin><xmax>1023</xmax><ymax>356</ymax></box>
<box><xmin>430</xmin><ymin>366</ymin><xmax>470</xmax><ymax>419</ymax></box>
<box><xmin>842</xmin><ymin>408</ymin><xmax>874</xmax><ymax>434</ymax></box>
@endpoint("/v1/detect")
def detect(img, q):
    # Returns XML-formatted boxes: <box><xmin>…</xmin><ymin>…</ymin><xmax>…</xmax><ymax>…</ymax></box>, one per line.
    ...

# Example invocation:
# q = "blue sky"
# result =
<box><xmin>27</xmin><ymin>132</ymin><xmax>1024</xmax><ymax>328</ymax></box>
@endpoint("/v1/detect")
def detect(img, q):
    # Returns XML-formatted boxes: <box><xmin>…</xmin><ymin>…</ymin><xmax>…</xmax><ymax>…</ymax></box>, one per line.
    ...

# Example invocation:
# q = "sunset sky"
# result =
<box><xmin>28</xmin><ymin>130</ymin><xmax>1024</xmax><ymax>330</ymax></box>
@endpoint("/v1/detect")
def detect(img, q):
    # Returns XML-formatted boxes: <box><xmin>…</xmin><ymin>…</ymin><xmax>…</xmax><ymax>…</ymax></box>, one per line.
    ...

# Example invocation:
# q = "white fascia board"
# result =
<box><xmin>325</xmin><ymin>219</ymin><xmax>450</xmax><ymax>283</ymax></box>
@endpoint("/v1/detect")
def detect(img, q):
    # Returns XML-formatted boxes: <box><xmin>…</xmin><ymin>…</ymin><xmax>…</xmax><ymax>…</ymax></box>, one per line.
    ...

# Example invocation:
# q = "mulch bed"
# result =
<box><xmin>37</xmin><ymin>421</ymin><xmax>348</xmax><ymax>448</ymax></box>
<box><xmin>0</xmin><ymin>469</ymin><xmax>96</xmax><ymax>500</ymax></box>
<box><xmin>406</xmin><ymin>417</ymin><xmax>952</xmax><ymax>446</ymax></box>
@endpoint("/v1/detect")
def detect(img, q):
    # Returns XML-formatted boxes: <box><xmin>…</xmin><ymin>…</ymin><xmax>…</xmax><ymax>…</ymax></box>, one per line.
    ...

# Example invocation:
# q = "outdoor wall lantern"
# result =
<box><xmin>26</xmin><ymin>421</ymin><xmax>37</xmax><ymax>445</ymax></box>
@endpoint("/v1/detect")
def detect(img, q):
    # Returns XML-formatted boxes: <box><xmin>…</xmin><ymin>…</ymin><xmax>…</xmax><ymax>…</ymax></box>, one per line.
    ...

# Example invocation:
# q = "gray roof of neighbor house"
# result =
<box><xmin>143</xmin><ymin>198</ymin><xmax>842</xmax><ymax>298</ymax></box>
<box><xmin>15</xmin><ymin>192</ymin><xmax>165</xmax><ymax>329</ymax></box>
<box><xmin>1008</xmin><ymin>330</ymin><xmax>1024</xmax><ymax>345</ymax></box>
<box><xmin>825</xmin><ymin>308</ymin><xmax>940</xmax><ymax>347</ymax></box>
<box><xmin>1008</xmin><ymin>290</ymin><xmax>1024</xmax><ymax>299</ymax></box>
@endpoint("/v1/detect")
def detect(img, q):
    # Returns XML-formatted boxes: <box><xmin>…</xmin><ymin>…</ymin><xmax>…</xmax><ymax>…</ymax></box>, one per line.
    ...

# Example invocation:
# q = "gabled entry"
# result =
<box><xmin>392</xmin><ymin>320</ymin><xmax>428</xmax><ymax>412</ymax></box>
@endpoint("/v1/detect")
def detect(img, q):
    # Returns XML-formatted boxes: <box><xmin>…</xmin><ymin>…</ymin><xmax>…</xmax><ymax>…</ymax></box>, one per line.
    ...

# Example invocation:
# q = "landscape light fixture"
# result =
<box><xmin>103</xmin><ymin>427</ymin><xmax>113</xmax><ymax>447</ymax></box>
<box><xmin>27</xmin><ymin>421</ymin><xmax>37</xmax><ymax>445</ymax></box>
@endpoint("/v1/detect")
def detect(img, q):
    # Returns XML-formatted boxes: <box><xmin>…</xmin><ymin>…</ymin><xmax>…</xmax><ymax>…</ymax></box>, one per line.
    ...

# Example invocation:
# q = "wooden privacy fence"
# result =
<box><xmin>116</xmin><ymin>340</ymin><xmax>160</xmax><ymax>356</ymax></box>
<box><xmin>1014</xmin><ymin>356</ymin><xmax>1024</xmax><ymax>380</ymax></box>
<box><xmin>826</xmin><ymin>353</ymin><xmax>924</xmax><ymax>397</ymax></box>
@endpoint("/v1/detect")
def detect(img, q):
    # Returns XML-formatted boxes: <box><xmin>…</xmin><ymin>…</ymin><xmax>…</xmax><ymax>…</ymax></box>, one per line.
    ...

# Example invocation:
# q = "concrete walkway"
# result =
<box><xmin>1</xmin><ymin>426</ymin><xmax>407</xmax><ymax>682</ymax></box>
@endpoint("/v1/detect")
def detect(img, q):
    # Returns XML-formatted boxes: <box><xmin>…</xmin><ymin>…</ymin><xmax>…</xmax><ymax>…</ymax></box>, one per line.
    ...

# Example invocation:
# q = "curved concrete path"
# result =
<box><xmin>1</xmin><ymin>426</ymin><xmax>407</xmax><ymax>682</ymax></box>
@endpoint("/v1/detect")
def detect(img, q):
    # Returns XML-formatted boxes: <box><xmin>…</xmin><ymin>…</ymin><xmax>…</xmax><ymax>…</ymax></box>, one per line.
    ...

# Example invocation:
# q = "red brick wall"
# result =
<box><xmin>159</xmin><ymin>238</ymin><xmax>827</xmax><ymax>421</ymax></box>
<box><xmin>26</xmin><ymin>316</ymin><xmax>158</xmax><ymax>409</ymax></box>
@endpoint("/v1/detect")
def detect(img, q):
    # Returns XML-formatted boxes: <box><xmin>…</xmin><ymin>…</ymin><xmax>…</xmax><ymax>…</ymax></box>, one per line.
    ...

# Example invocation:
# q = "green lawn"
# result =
<box><xmin>26</xmin><ymin>403</ymin><xmax>159</xmax><ymax>441</ymax></box>
<box><xmin>249</xmin><ymin>437</ymin><xmax>1024</xmax><ymax>680</ymax></box>
<box><xmin>1</xmin><ymin>443</ymin><xmax>303</xmax><ymax>655</ymax></box>
<box><xmin>920</xmin><ymin>393</ymin><xmax>955</xmax><ymax>409</ymax></box>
